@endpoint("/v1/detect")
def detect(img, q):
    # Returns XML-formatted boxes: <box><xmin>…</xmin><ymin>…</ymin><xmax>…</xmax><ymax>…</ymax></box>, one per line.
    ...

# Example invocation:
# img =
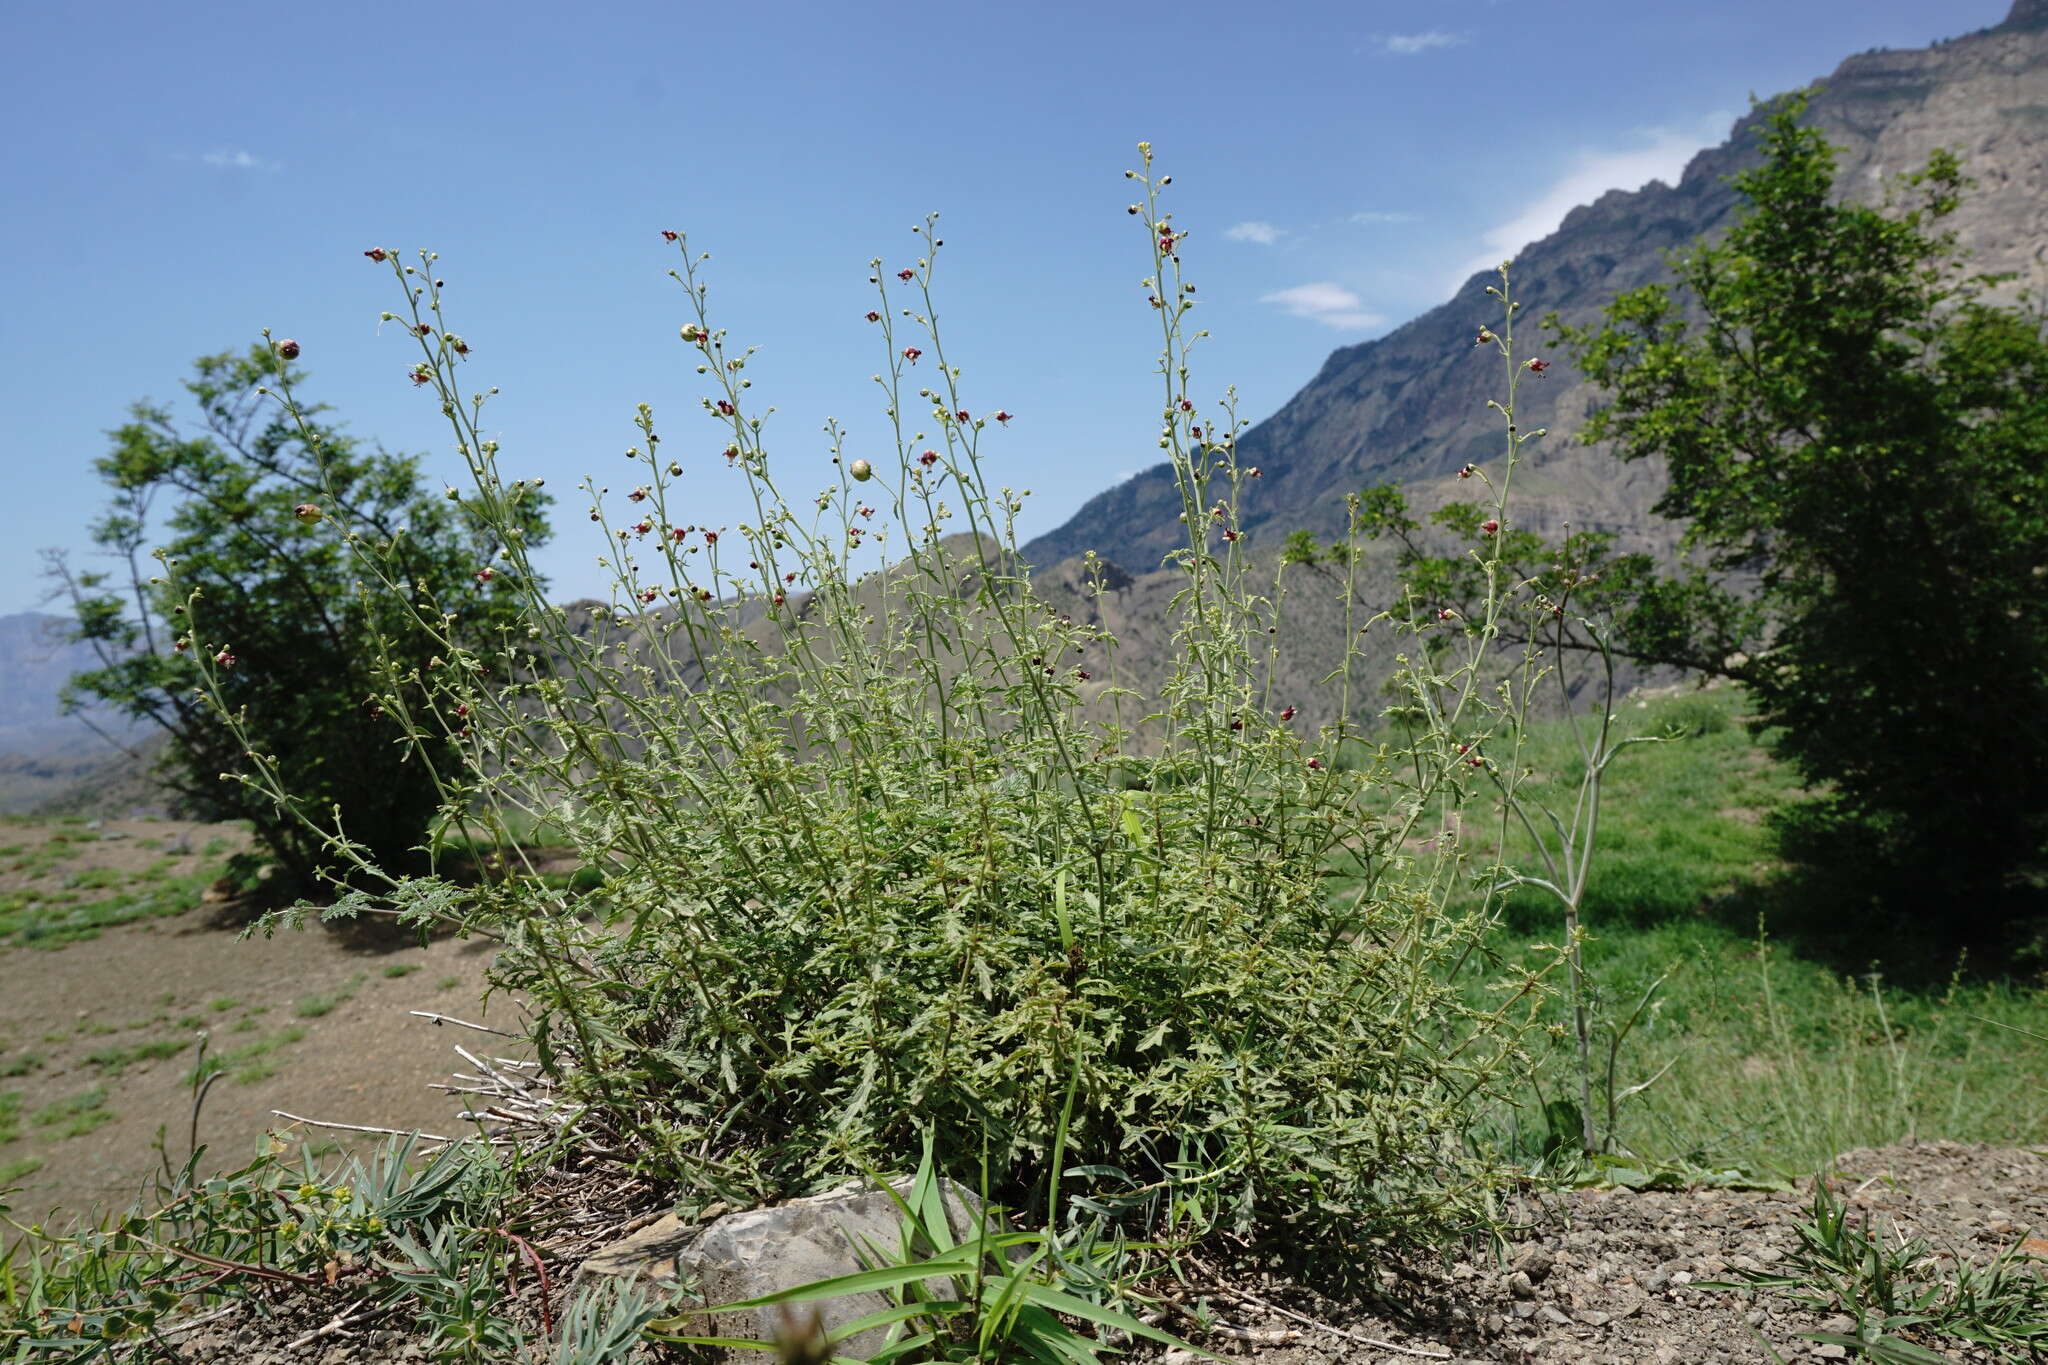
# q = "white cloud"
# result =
<box><xmin>1224</xmin><ymin>220</ymin><xmax>1283</xmax><ymax>245</ymax></box>
<box><xmin>1350</xmin><ymin>210</ymin><xmax>1418</xmax><ymax>225</ymax></box>
<box><xmin>1382</xmin><ymin>31</ymin><xmax>1464</xmax><ymax>55</ymax></box>
<box><xmin>1261</xmin><ymin>282</ymin><xmax>1386</xmax><ymax>330</ymax></box>
<box><xmin>1450</xmin><ymin>116</ymin><xmax>1728</xmax><ymax>293</ymax></box>
<box><xmin>200</xmin><ymin>148</ymin><xmax>280</xmax><ymax>172</ymax></box>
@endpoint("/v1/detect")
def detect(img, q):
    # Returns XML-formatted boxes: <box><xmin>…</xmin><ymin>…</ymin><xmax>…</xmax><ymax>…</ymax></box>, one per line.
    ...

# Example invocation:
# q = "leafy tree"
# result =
<box><xmin>50</xmin><ymin>343</ymin><xmax>551</xmax><ymax>891</ymax></box>
<box><xmin>1371</xmin><ymin>93</ymin><xmax>2048</xmax><ymax>949</ymax></box>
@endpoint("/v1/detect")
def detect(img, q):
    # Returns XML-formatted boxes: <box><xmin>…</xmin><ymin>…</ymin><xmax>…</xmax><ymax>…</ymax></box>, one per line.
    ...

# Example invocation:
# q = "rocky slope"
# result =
<box><xmin>1024</xmin><ymin>0</ymin><xmax>2048</xmax><ymax>576</ymax></box>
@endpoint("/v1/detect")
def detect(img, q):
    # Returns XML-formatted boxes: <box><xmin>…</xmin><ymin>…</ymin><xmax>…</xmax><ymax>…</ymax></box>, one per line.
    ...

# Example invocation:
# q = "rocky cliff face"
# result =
<box><xmin>1024</xmin><ymin>2</ymin><xmax>2048</xmax><ymax>575</ymax></box>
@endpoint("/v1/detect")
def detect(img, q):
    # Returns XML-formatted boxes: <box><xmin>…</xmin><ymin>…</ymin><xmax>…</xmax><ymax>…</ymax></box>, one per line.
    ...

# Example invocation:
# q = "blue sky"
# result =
<box><xmin>0</xmin><ymin>0</ymin><xmax>2006</xmax><ymax>617</ymax></box>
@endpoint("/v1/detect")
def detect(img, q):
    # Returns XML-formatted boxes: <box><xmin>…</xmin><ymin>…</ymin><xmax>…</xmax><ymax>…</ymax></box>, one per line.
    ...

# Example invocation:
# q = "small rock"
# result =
<box><xmin>1576</xmin><ymin>1310</ymin><xmax>1611</xmax><ymax>1327</ymax></box>
<box><xmin>1506</xmin><ymin>1270</ymin><xmax>1536</xmax><ymax>1298</ymax></box>
<box><xmin>1813</xmin><ymin>1346</ymin><xmax>1849</xmax><ymax>1361</ymax></box>
<box><xmin>1514</xmin><ymin>1244</ymin><xmax>1556</xmax><ymax>1282</ymax></box>
<box><xmin>1537</xmin><ymin>1305</ymin><xmax>1572</xmax><ymax>1326</ymax></box>
<box><xmin>584</xmin><ymin>1175</ymin><xmax>985</xmax><ymax>1362</ymax></box>
<box><xmin>1512</xmin><ymin>1302</ymin><xmax>1538</xmax><ymax>1320</ymax></box>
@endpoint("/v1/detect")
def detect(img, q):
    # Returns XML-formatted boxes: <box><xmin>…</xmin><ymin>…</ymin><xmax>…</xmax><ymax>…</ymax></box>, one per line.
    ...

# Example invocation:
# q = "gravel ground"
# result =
<box><xmin>157</xmin><ymin>1140</ymin><xmax>2048</xmax><ymax>1364</ymax></box>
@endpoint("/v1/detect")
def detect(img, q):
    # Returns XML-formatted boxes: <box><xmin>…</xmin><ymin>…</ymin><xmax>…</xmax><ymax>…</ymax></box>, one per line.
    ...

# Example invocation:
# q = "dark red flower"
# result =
<box><xmin>918</xmin><ymin>450</ymin><xmax>939</xmax><ymax>467</ymax></box>
<box><xmin>897</xmin><ymin>269</ymin><xmax>914</xmax><ymax>282</ymax></box>
<box><xmin>1306</xmin><ymin>758</ymin><xmax>1323</xmax><ymax>771</ymax></box>
<box><xmin>214</xmin><ymin>649</ymin><xmax>236</xmax><ymax>668</ymax></box>
<box><xmin>1280</xmin><ymin>706</ymin><xmax>1297</xmax><ymax>722</ymax></box>
<box><xmin>1526</xmin><ymin>358</ymin><xmax>1550</xmax><ymax>375</ymax></box>
<box><xmin>993</xmin><ymin>410</ymin><xmax>1011</xmax><ymax>425</ymax></box>
<box><xmin>1480</xmin><ymin>519</ymin><xmax>1500</xmax><ymax>536</ymax></box>
<box><xmin>955</xmin><ymin>410</ymin><xmax>970</xmax><ymax>423</ymax></box>
<box><xmin>1458</xmin><ymin>463</ymin><xmax>1476</xmax><ymax>478</ymax></box>
<box><xmin>716</xmin><ymin>399</ymin><xmax>735</xmax><ymax>416</ymax></box>
<box><xmin>627</xmin><ymin>488</ymin><xmax>647</xmax><ymax>503</ymax></box>
<box><xmin>866</xmin><ymin>311</ymin><xmax>881</xmax><ymax>322</ymax></box>
<box><xmin>661</xmin><ymin>230</ymin><xmax>679</xmax><ymax>242</ymax></box>
<box><xmin>364</xmin><ymin>248</ymin><xmax>388</xmax><ymax>262</ymax></box>
<box><xmin>703</xmin><ymin>530</ymin><xmax>717</xmax><ymax>544</ymax></box>
<box><xmin>274</xmin><ymin>338</ymin><xmax>301</xmax><ymax>360</ymax></box>
<box><xmin>902</xmin><ymin>347</ymin><xmax>922</xmax><ymax>363</ymax></box>
<box><xmin>475</xmin><ymin>567</ymin><xmax>495</xmax><ymax>583</ymax></box>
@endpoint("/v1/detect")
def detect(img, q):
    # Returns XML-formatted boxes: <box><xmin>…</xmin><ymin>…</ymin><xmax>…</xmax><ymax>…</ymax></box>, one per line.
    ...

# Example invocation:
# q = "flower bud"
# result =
<box><xmin>275</xmin><ymin>339</ymin><xmax>301</xmax><ymax>360</ymax></box>
<box><xmin>848</xmin><ymin>459</ymin><xmax>874</xmax><ymax>482</ymax></box>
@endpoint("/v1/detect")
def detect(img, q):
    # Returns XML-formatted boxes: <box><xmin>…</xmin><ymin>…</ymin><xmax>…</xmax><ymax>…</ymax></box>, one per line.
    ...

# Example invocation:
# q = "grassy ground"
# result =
<box><xmin>0</xmin><ymin>816</ymin><xmax>249</xmax><ymax>948</ymax></box>
<box><xmin>1347</xmin><ymin>684</ymin><xmax>2048</xmax><ymax>1176</ymax></box>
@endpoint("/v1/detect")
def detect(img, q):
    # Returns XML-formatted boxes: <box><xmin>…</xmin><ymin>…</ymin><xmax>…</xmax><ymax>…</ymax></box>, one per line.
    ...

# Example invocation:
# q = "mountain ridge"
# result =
<box><xmin>1022</xmin><ymin>0</ymin><xmax>2048</xmax><ymax>575</ymax></box>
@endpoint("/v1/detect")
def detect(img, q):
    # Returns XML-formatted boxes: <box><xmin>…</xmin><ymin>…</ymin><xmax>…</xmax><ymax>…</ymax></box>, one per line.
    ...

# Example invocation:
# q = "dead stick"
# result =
<box><xmin>285</xmin><ymin>1296</ymin><xmax>377</xmax><ymax>1350</ymax></box>
<box><xmin>270</xmin><ymin>1111</ymin><xmax>459</xmax><ymax>1143</ymax></box>
<box><xmin>410</xmin><ymin>1010</ymin><xmax>516</xmax><ymax>1036</ymax></box>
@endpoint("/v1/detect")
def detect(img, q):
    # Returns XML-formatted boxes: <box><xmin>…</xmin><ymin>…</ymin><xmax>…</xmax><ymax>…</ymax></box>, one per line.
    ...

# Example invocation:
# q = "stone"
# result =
<box><xmin>583</xmin><ymin>1176</ymin><xmax>985</xmax><ymax>1362</ymax></box>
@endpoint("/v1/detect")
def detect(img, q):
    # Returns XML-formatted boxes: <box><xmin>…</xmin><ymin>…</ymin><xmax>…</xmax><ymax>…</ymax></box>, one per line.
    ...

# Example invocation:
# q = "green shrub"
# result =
<box><xmin>222</xmin><ymin>150</ymin><xmax>1560</xmax><ymax>1250</ymax></box>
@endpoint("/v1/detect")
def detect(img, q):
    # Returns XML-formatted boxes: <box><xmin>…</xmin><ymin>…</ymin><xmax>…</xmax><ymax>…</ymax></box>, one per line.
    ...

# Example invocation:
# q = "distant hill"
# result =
<box><xmin>0</xmin><ymin>612</ymin><xmax>160</xmax><ymax>814</ymax></box>
<box><xmin>1025</xmin><ymin>0</ymin><xmax>2048</xmax><ymax>578</ymax></box>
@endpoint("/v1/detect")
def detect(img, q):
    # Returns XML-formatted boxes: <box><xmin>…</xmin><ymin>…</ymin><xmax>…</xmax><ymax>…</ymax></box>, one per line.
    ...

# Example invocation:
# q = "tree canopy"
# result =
<box><xmin>53</xmin><ymin>343</ymin><xmax>551</xmax><ymax>890</ymax></box>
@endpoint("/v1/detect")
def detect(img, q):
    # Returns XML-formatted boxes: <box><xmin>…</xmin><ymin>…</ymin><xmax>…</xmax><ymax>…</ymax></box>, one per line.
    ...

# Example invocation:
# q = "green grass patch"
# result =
<box><xmin>82</xmin><ymin>1038</ymin><xmax>193</xmax><ymax>1076</ymax></box>
<box><xmin>208</xmin><ymin>997</ymin><xmax>241</xmax><ymax>1013</ymax></box>
<box><xmin>32</xmin><ymin>1089</ymin><xmax>114</xmax><ymax>1140</ymax></box>
<box><xmin>1398</xmin><ymin>686</ymin><xmax>2048</xmax><ymax>1174</ymax></box>
<box><xmin>0</xmin><ymin>866</ymin><xmax>218</xmax><ymax>950</ymax></box>
<box><xmin>434</xmin><ymin>976</ymin><xmax>461</xmax><ymax>992</ymax></box>
<box><xmin>292</xmin><ymin>973</ymin><xmax>365</xmax><ymax>1019</ymax></box>
<box><xmin>380</xmin><ymin>963</ymin><xmax>421</xmax><ymax>979</ymax></box>
<box><xmin>190</xmin><ymin>1027</ymin><xmax>308</xmax><ymax>1087</ymax></box>
<box><xmin>0</xmin><ymin>1156</ymin><xmax>43</xmax><ymax>1184</ymax></box>
<box><xmin>0</xmin><ymin>1053</ymin><xmax>44</xmax><ymax>1079</ymax></box>
<box><xmin>0</xmin><ymin>1091</ymin><xmax>21</xmax><ymax>1145</ymax></box>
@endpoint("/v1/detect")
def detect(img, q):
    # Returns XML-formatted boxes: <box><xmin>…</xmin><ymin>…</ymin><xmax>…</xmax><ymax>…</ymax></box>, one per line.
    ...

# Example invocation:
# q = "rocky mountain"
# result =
<box><xmin>1025</xmin><ymin>0</ymin><xmax>2048</xmax><ymax>576</ymax></box>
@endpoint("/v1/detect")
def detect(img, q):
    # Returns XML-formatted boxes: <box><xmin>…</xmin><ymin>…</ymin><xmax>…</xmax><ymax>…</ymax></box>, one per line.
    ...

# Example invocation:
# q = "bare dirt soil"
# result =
<box><xmin>0</xmin><ymin>818</ymin><xmax>518</xmax><ymax>1224</ymax></box>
